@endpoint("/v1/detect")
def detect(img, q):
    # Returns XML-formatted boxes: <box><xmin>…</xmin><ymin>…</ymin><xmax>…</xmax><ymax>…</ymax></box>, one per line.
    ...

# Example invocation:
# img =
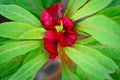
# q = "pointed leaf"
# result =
<box><xmin>77</xmin><ymin>15</ymin><xmax>120</xmax><ymax>48</ymax></box>
<box><xmin>0</xmin><ymin>37</ymin><xmax>11</xmax><ymax>45</ymax></box>
<box><xmin>9</xmin><ymin>53</ymin><xmax>48</xmax><ymax>80</ymax></box>
<box><xmin>64</xmin><ymin>46</ymin><xmax>112</xmax><ymax>79</ymax></box>
<box><xmin>98</xmin><ymin>6</ymin><xmax>120</xmax><ymax>25</ymax></box>
<box><xmin>62</xmin><ymin>63</ymin><xmax>81</xmax><ymax>80</ymax></box>
<box><xmin>108</xmin><ymin>0</ymin><xmax>120</xmax><ymax>7</ymax></box>
<box><xmin>112</xmin><ymin>16</ymin><xmax>120</xmax><ymax>25</ymax></box>
<box><xmin>16</xmin><ymin>0</ymin><xmax>44</xmax><ymax>17</ymax></box>
<box><xmin>23</xmin><ymin>46</ymin><xmax>44</xmax><ymax>64</ymax></box>
<box><xmin>0</xmin><ymin>56</ymin><xmax>23</xmax><ymax>78</ymax></box>
<box><xmin>98</xmin><ymin>48</ymin><xmax>120</xmax><ymax>60</ymax></box>
<box><xmin>98</xmin><ymin>6</ymin><xmax>120</xmax><ymax>18</ymax></box>
<box><xmin>71</xmin><ymin>0</ymin><xmax>112</xmax><ymax>21</ymax></box>
<box><xmin>26</xmin><ymin>76</ymin><xmax>34</xmax><ymax>80</ymax></box>
<box><xmin>0</xmin><ymin>4</ymin><xmax>42</xmax><ymax>26</ymax></box>
<box><xmin>0</xmin><ymin>75</ymin><xmax>12</xmax><ymax>80</ymax></box>
<box><xmin>0</xmin><ymin>22</ymin><xmax>45</xmax><ymax>39</ymax></box>
<box><xmin>18</xmin><ymin>28</ymin><xmax>46</xmax><ymax>39</ymax></box>
<box><xmin>76</xmin><ymin>67</ymin><xmax>104</xmax><ymax>80</ymax></box>
<box><xmin>76</xmin><ymin>67</ymin><xmax>89</xmax><ymax>80</ymax></box>
<box><xmin>79</xmin><ymin>37</ymin><xmax>120</xmax><ymax>60</ymax></box>
<box><xmin>65</xmin><ymin>0</ymin><xmax>87</xmax><ymax>17</ymax></box>
<box><xmin>73</xmin><ymin>44</ymin><xmax>118</xmax><ymax>73</ymax></box>
<box><xmin>0</xmin><ymin>22</ymin><xmax>34</xmax><ymax>39</ymax></box>
<box><xmin>0</xmin><ymin>41</ymin><xmax>41</xmax><ymax>64</ymax></box>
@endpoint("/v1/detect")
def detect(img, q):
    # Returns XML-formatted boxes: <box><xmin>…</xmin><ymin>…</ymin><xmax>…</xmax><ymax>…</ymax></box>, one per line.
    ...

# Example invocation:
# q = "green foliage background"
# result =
<box><xmin>0</xmin><ymin>0</ymin><xmax>120</xmax><ymax>80</ymax></box>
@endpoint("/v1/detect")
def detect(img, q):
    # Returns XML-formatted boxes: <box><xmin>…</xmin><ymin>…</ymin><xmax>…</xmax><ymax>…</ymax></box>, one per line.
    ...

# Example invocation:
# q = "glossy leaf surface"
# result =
<box><xmin>0</xmin><ymin>4</ymin><xmax>42</xmax><ymax>26</ymax></box>
<box><xmin>77</xmin><ymin>15</ymin><xmax>120</xmax><ymax>48</ymax></box>
<box><xmin>0</xmin><ymin>41</ymin><xmax>41</xmax><ymax>64</ymax></box>
<box><xmin>71</xmin><ymin>0</ymin><xmax>112</xmax><ymax>21</ymax></box>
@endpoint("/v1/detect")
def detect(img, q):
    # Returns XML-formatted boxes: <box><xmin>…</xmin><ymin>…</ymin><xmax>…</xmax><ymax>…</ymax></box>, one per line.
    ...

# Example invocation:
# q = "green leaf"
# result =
<box><xmin>0</xmin><ymin>22</ymin><xmax>45</xmax><ymax>39</ymax></box>
<box><xmin>97</xmin><ymin>47</ymin><xmax>120</xmax><ymax>60</ymax></box>
<box><xmin>26</xmin><ymin>76</ymin><xmax>34</xmax><ymax>80</ymax></box>
<box><xmin>15</xmin><ymin>0</ymin><xmax>44</xmax><ymax>17</ymax></box>
<box><xmin>73</xmin><ymin>44</ymin><xmax>118</xmax><ymax>73</ymax></box>
<box><xmin>76</xmin><ymin>67</ymin><xmax>104</xmax><ymax>80</ymax></box>
<box><xmin>0</xmin><ymin>4</ymin><xmax>42</xmax><ymax>26</ymax></box>
<box><xmin>114</xmin><ymin>60</ymin><xmax>120</xmax><ymax>69</ymax></box>
<box><xmin>1</xmin><ymin>75</ymin><xmax>12</xmax><ymax>80</ymax></box>
<box><xmin>0</xmin><ymin>56</ymin><xmax>23</xmax><ymax>78</ymax></box>
<box><xmin>42</xmin><ymin>0</ymin><xmax>61</xmax><ymax>8</ymax></box>
<box><xmin>0</xmin><ymin>37</ymin><xmax>11</xmax><ymax>45</ymax></box>
<box><xmin>65</xmin><ymin>0</ymin><xmax>87</xmax><ymax>17</ymax></box>
<box><xmin>76</xmin><ymin>15</ymin><xmax>120</xmax><ymax>48</ymax></box>
<box><xmin>98</xmin><ymin>6</ymin><xmax>120</xmax><ymax>25</ymax></box>
<box><xmin>76</xmin><ymin>37</ymin><xmax>98</xmax><ymax>45</ymax></box>
<box><xmin>70</xmin><ymin>0</ymin><xmax>112</xmax><ymax>21</ymax></box>
<box><xmin>18</xmin><ymin>28</ymin><xmax>46</xmax><ymax>39</ymax></box>
<box><xmin>98</xmin><ymin>6</ymin><xmax>120</xmax><ymax>18</ymax></box>
<box><xmin>111</xmin><ymin>69</ymin><xmax>120</xmax><ymax>80</ymax></box>
<box><xmin>0</xmin><ymin>0</ymin><xmax>16</xmax><ymax>4</ymax></box>
<box><xmin>9</xmin><ymin>53</ymin><xmax>48</xmax><ymax>80</ymax></box>
<box><xmin>62</xmin><ymin>63</ymin><xmax>81</xmax><ymax>80</ymax></box>
<box><xmin>76</xmin><ymin>67</ymin><xmax>89</xmax><ymax>80</ymax></box>
<box><xmin>0</xmin><ymin>40</ymin><xmax>41</xmax><ymax>64</ymax></box>
<box><xmin>0</xmin><ymin>22</ymin><xmax>34</xmax><ymax>39</ymax></box>
<box><xmin>77</xmin><ymin>37</ymin><xmax>120</xmax><ymax>60</ymax></box>
<box><xmin>64</xmin><ymin>46</ymin><xmax>115</xmax><ymax>79</ymax></box>
<box><xmin>23</xmin><ymin>46</ymin><xmax>44</xmax><ymax>64</ymax></box>
<box><xmin>108</xmin><ymin>0</ymin><xmax>120</xmax><ymax>7</ymax></box>
<box><xmin>112</xmin><ymin>16</ymin><xmax>120</xmax><ymax>25</ymax></box>
<box><xmin>75</xmin><ymin>39</ymin><xmax>120</xmax><ymax>79</ymax></box>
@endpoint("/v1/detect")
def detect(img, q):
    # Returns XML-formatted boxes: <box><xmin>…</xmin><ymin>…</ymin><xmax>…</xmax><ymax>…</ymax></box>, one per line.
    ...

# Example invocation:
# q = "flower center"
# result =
<box><xmin>41</xmin><ymin>4</ymin><xmax>78</xmax><ymax>60</ymax></box>
<box><xmin>55</xmin><ymin>20</ymin><xmax>65</xmax><ymax>32</ymax></box>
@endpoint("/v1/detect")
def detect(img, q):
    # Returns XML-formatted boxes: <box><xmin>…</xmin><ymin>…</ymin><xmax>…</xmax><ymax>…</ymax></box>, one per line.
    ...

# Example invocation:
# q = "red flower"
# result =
<box><xmin>41</xmin><ymin>4</ymin><xmax>77</xmax><ymax>60</ymax></box>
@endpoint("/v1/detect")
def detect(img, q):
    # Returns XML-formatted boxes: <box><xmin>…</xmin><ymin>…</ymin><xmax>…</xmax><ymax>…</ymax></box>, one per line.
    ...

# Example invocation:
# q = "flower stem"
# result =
<box><xmin>57</xmin><ymin>43</ymin><xmax>76</xmax><ymax>68</ymax></box>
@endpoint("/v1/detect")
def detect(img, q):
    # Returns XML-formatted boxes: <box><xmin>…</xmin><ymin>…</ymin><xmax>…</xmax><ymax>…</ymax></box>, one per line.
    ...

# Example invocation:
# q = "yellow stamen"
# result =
<box><xmin>55</xmin><ymin>20</ymin><xmax>65</xmax><ymax>32</ymax></box>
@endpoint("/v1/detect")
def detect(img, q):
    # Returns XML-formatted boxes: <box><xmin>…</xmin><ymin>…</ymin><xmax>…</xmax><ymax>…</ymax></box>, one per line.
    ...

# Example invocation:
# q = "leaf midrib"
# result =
<box><xmin>3</xmin><ymin>7</ymin><xmax>39</xmax><ymax>26</ymax></box>
<box><xmin>0</xmin><ymin>42</ymin><xmax>39</xmax><ymax>56</ymax></box>
<box><xmin>2</xmin><ymin>61</ymin><xmax>21</xmax><ymax>76</ymax></box>
<box><xmin>28</xmin><ymin>0</ymin><xmax>43</xmax><ymax>13</ymax></box>
<box><xmin>72</xmin><ymin>0</ymin><xmax>109</xmax><ymax>19</ymax></box>
<box><xmin>66</xmin><ymin>48</ymin><xmax>108</xmax><ymax>76</ymax></box>
<box><xmin>80</xmin><ymin>25</ymin><xmax>120</xmax><ymax>40</ymax></box>
<box><xmin>14</xmin><ymin>55</ymin><xmax>45</xmax><ymax>80</ymax></box>
<box><xmin>77</xmin><ymin>46</ymin><xmax>117</xmax><ymax>72</ymax></box>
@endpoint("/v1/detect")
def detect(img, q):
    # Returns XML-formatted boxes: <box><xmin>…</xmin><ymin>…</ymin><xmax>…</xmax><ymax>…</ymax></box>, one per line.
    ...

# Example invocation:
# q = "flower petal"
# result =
<box><xmin>44</xmin><ymin>31</ymin><xmax>58</xmax><ymax>60</ymax></box>
<box><xmin>41</xmin><ymin>4</ymin><xmax>62</xmax><ymax>30</ymax></box>
<box><xmin>58</xmin><ymin>30</ymin><xmax>77</xmax><ymax>46</ymax></box>
<box><xmin>61</xmin><ymin>17</ymin><xmax>74</xmax><ymax>30</ymax></box>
